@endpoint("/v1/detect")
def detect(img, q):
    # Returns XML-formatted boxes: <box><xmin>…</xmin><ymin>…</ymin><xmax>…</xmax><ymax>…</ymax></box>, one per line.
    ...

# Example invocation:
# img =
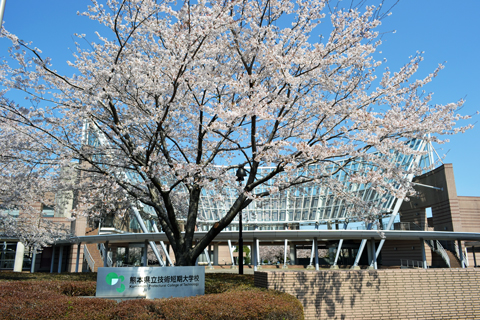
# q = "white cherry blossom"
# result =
<box><xmin>0</xmin><ymin>0</ymin><xmax>471</xmax><ymax>265</ymax></box>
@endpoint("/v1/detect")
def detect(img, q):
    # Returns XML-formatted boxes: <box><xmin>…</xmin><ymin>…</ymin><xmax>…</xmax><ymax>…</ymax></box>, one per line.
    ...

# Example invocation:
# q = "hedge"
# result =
<box><xmin>0</xmin><ymin>277</ymin><xmax>303</xmax><ymax>319</ymax></box>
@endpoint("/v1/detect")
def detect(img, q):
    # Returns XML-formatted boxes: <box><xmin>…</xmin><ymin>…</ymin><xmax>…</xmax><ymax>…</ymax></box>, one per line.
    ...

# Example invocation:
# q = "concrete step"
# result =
<box><xmin>85</xmin><ymin>243</ymin><xmax>104</xmax><ymax>272</ymax></box>
<box><xmin>446</xmin><ymin>250</ymin><xmax>462</xmax><ymax>268</ymax></box>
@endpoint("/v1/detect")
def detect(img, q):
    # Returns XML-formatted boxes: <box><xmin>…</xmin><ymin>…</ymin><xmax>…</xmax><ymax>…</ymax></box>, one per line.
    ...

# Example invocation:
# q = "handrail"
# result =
<box><xmin>83</xmin><ymin>244</ymin><xmax>95</xmax><ymax>272</ymax></box>
<box><xmin>98</xmin><ymin>243</ymin><xmax>113</xmax><ymax>267</ymax></box>
<box><xmin>434</xmin><ymin>240</ymin><xmax>451</xmax><ymax>268</ymax></box>
<box><xmin>454</xmin><ymin>241</ymin><xmax>468</xmax><ymax>267</ymax></box>
<box><xmin>464</xmin><ymin>247</ymin><xmax>469</xmax><ymax>267</ymax></box>
<box><xmin>424</xmin><ymin>239</ymin><xmax>451</xmax><ymax>267</ymax></box>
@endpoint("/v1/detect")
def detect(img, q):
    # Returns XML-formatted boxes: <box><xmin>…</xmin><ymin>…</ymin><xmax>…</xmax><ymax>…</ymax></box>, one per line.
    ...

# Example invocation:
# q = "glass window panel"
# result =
<box><xmin>273</xmin><ymin>211</ymin><xmax>278</xmax><ymax>221</ymax></box>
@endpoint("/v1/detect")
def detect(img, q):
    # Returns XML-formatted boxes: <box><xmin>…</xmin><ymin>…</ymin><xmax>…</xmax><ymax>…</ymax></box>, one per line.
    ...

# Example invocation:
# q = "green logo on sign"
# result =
<box><xmin>106</xmin><ymin>272</ymin><xmax>125</xmax><ymax>293</ymax></box>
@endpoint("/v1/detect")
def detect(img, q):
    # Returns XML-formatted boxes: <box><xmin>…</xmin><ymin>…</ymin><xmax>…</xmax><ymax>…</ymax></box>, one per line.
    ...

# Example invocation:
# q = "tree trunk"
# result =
<box><xmin>173</xmin><ymin>248</ymin><xmax>197</xmax><ymax>266</ymax></box>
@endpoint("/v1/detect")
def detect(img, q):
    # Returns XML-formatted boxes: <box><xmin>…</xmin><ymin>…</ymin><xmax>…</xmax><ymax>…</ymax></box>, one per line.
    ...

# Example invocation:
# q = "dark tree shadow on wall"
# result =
<box><xmin>345</xmin><ymin>270</ymin><xmax>381</xmax><ymax>309</ymax></box>
<box><xmin>270</xmin><ymin>270</ymin><xmax>381</xmax><ymax>320</ymax></box>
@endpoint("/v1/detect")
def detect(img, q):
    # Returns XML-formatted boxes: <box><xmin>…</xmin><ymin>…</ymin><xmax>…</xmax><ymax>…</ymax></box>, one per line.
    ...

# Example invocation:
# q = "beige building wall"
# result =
<box><xmin>381</xmin><ymin>164</ymin><xmax>480</xmax><ymax>268</ymax></box>
<box><xmin>255</xmin><ymin>269</ymin><xmax>480</xmax><ymax>320</ymax></box>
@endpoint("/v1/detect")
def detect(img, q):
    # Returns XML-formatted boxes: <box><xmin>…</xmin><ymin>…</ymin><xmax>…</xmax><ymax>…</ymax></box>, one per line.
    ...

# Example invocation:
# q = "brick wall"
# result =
<box><xmin>255</xmin><ymin>269</ymin><xmax>480</xmax><ymax>320</ymax></box>
<box><xmin>458</xmin><ymin>196</ymin><xmax>480</xmax><ymax>233</ymax></box>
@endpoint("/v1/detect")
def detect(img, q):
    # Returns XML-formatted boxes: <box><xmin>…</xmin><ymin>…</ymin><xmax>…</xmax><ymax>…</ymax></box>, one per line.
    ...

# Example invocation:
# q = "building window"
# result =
<box><xmin>0</xmin><ymin>207</ymin><xmax>20</xmax><ymax>217</ymax></box>
<box><xmin>42</xmin><ymin>205</ymin><xmax>55</xmax><ymax>217</ymax></box>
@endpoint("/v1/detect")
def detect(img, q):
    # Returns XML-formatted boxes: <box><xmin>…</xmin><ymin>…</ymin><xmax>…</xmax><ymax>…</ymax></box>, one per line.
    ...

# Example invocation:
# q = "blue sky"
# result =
<box><xmin>1</xmin><ymin>0</ymin><xmax>479</xmax><ymax>196</ymax></box>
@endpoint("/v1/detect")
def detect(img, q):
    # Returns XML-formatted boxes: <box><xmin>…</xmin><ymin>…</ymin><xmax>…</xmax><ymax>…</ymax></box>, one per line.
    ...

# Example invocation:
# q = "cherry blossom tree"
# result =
<box><xmin>0</xmin><ymin>0</ymin><xmax>470</xmax><ymax>266</ymax></box>
<box><xmin>0</xmin><ymin>151</ymin><xmax>73</xmax><ymax>250</ymax></box>
<box><xmin>0</xmin><ymin>211</ymin><xmax>71</xmax><ymax>251</ymax></box>
<box><xmin>260</xmin><ymin>245</ymin><xmax>327</xmax><ymax>264</ymax></box>
<box><xmin>260</xmin><ymin>245</ymin><xmax>288</xmax><ymax>264</ymax></box>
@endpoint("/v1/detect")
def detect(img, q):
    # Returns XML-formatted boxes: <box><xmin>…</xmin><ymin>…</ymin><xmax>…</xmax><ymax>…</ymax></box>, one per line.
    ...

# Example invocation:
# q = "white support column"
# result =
<box><xmin>204</xmin><ymin>247</ymin><xmax>213</xmax><ymax>269</ymax></box>
<box><xmin>354</xmin><ymin>223</ymin><xmax>372</xmax><ymax>269</ymax></box>
<box><xmin>227</xmin><ymin>240</ymin><xmax>236</xmax><ymax>268</ymax></box>
<box><xmin>307</xmin><ymin>239</ymin><xmax>315</xmax><ymax>269</ymax></box>
<box><xmin>308</xmin><ymin>222</ymin><xmax>320</xmax><ymax>270</ymax></box>
<box><xmin>352</xmin><ymin>239</ymin><xmax>367</xmax><ymax>269</ymax></box>
<box><xmin>160</xmin><ymin>242</ymin><xmax>173</xmax><ymax>266</ymax></box>
<box><xmin>57</xmin><ymin>246</ymin><xmax>64</xmax><ymax>273</ymax></box>
<box><xmin>333</xmin><ymin>220</ymin><xmax>348</xmax><ymax>269</ymax></box>
<box><xmin>213</xmin><ymin>243</ymin><xmax>219</xmax><ymax>266</ymax></box>
<box><xmin>13</xmin><ymin>242</ymin><xmax>25</xmax><ymax>272</ymax></box>
<box><xmin>149</xmin><ymin>241</ymin><xmax>164</xmax><ymax>267</ymax></box>
<box><xmin>253</xmin><ymin>238</ymin><xmax>258</xmax><ymax>271</ymax></box>
<box><xmin>30</xmin><ymin>249</ymin><xmax>37</xmax><ymax>273</ymax></box>
<box><xmin>420</xmin><ymin>238</ymin><xmax>427</xmax><ymax>269</ymax></box>
<box><xmin>50</xmin><ymin>246</ymin><xmax>56</xmax><ymax>273</ymax></box>
<box><xmin>332</xmin><ymin>239</ymin><xmax>344</xmax><ymax>269</ymax></box>
<box><xmin>256</xmin><ymin>239</ymin><xmax>261</xmax><ymax>269</ymax></box>
<box><xmin>314</xmin><ymin>237</ymin><xmax>319</xmax><ymax>271</ymax></box>
<box><xmin>144</xmin><ymin>216</ymin><xmax>166</xmax><ymax>266</ymax></box>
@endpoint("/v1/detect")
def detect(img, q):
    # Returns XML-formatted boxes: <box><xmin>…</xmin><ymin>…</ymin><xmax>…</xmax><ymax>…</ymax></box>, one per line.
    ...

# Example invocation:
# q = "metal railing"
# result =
<box><xmin>438</xmin><ymin>241</ymin><xmax>452</xmax><ymax>267</ymax></box>
<box><xmin>454</xmin><ymin>242</ymin><xmax>463</xmax><ymax>264</ymax></box>
<box><xmin>98</xmin><ymin>243</ymin><xmax>113</xmax><ymax>267</ymax></box>
<box><xmin>83</xmin><ymin>244</ymin><xmax>95</xmax><ymax>272</ymax></box>
<box><xmin>0</xmin><ymin>259</ymin><xmax>15</xmax><ymax>269</ymax></box>
<box><xmin>464</xmin><ymin>247</ymin><xmax>469</xmax><ymax>267</ymax></box>
<box><xmin>400</xmin><ymin>259</ymin><xmax>426</xmax><ymax>268</ymax></box>
<box><xmin>425</xmin><ymin>240</ymin><xmax>450</xmax><ymax>268</ymax></box>
<box><xmin>453</xmin><ymin>242</ymin><xmax>468</xmax><ymax>267</ymax></box>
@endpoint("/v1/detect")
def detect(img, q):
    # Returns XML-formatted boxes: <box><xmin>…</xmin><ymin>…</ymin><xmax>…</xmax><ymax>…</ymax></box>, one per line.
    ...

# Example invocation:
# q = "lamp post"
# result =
<box><xmin>236</xmin><ymin>166</ymin><xmax>247</xmax><ymax>275</ymax></box>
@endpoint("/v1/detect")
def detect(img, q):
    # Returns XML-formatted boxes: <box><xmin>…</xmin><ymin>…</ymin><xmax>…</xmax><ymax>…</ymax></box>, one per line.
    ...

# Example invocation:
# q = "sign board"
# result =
<box><xmin>96</xmin><ymin>266</ymin><xmax>205</xmax><ymax>299</ymax></box>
